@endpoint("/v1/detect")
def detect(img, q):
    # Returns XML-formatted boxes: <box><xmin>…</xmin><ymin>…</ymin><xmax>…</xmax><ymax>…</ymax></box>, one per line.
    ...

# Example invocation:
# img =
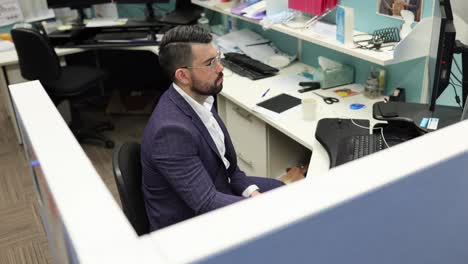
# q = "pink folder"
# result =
<box><xmin>288</xmin><ymin>0</ymin><xmax>337</xmax><ymax>16</ymax></box>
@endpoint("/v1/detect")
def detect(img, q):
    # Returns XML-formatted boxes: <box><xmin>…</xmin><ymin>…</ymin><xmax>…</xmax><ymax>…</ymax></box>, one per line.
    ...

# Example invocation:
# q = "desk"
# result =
<box><xmin>217</xmin><ymin>62</ymin><xmax>385</xmax><ymax>177</ymax></box>
<box><xmin>48</xmin><ymin>21</ymin><xmax>169</xmax><ymax>48</ymax></box>
<box><xmin>373</xmin><ymin>101</ymin><xmax>462</xmax><ymax>132</ymax></box>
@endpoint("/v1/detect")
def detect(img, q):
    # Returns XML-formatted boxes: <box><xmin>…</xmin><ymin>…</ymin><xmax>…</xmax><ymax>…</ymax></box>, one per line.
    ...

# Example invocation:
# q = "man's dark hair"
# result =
<box><xmin>158</xmin><ymin>25</ymin><xmax>213</xmax><ymax>81</ymax></box>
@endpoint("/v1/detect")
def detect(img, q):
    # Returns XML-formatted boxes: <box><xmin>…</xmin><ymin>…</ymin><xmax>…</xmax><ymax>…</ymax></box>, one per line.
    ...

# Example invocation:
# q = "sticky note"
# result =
<box><xmin>427</xmin><ymin>118</ymin><xmax>439</xmax><ymax>130</ymax></box>
<box><xmin>420</xmin><ymin>118</ymin><xmax>429</xmax><ymax>128</ymax></box>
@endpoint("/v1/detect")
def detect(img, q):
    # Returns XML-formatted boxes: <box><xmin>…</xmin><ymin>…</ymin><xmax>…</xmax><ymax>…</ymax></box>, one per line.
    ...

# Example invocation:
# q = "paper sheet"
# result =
<box><xmin>94</xmin><ymin>3</ymin><xmax>119</xmax><ymax>19</ymax></box>
<box><xmin>309</xmin><ymin>21</ymin><xmax>336</xmax><ymax>39</ymax></box>
<box><xmin>0</xmin><ymin>0</ymin><xmax>23</xmax><ymax>26</ymax></box>
<box><xmin>261</xmin><ymin>74</ymin><xmax>311</xmax><ymax>93</ymax></box>
<box><xmin>0</xmin><ymin>40</ymin><xmax>14</xmax><ymax>51</ymax></box>
<box><xmin>219</xmin><ymin>29</ymin><xmax>268</xmax><ymax>47</ymax></box>
<box><xmin>86</xmin><ymin>18</ymin><xmax>128</xmax><ymax>28</ymax></box>
<box><xmin>215</xmin><ymin>29</ymin><xmax>295</xmax><ymax>66</ymax></box>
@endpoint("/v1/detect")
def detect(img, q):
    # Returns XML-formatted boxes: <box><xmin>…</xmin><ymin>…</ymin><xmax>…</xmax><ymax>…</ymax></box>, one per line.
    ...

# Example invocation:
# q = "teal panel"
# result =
<box><xmin>116</xmin><ymin>2</ymin><xmax>174</xmax><ymax>19</ymax></box>
<box><xmin>301</xmin><ymin>42</ymin><xmax>426</xmax><ymax>102</ymax></box>
<box><xmin>212</xmin><ymin>13</ymin><xmax>428</xmax><ymax>103</ymax></box>
<box><xmin>339</xmin><ymin>0</ymin><xmax>434</xmax><ymax>33</ymax></box>
<box><xmin>384</xmin><ymin>57</ymin><xmax>426</xmax><ymax>102</ymax></box>
<box><xmin>301</xmin><ymin>42</ymin><xmax>371</xmax><ymax>83</ymax></box>
<box><xmin>237</xmin><ymin>20</ymin><xmax>298</xmax><ymax>55</ymax></box>
<box><xmin>203</xmin><ymin>9</ymin><xmax>221</xmax><ymax>25</ymax></box>
<box><xmin>0</xmin><ymin>24</ymin><xmax>14</xmax><ymax>34</ymax></box>
<box><xmin>116</xmin><ymin>1</ymin><xmax>437</xmax><ymax>105</ymax></box>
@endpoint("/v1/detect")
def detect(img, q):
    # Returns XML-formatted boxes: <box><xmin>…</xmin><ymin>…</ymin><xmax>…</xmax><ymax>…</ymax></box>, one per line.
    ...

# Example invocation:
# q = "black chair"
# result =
<box><xmin>112</xmin><ymin>142</ymin><xmax>150</xmax><ymax>236</ymax></box>
<box><xmin>11</xmin><ymin>27</ymin><xmax>114</xmax><ymax>148</ymax></box>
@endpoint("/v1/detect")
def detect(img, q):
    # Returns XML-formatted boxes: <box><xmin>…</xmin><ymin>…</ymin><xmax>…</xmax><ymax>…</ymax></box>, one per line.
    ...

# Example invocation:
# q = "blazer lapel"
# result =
<box><xmin>212</xmin><ymin>109</ymin><xmax>236</xmax><ymax>166</ymax></box>
<box><xmin>168</xmin><ymin>86</ymin><xmax>223</xmax><ymax>160</ymax></box>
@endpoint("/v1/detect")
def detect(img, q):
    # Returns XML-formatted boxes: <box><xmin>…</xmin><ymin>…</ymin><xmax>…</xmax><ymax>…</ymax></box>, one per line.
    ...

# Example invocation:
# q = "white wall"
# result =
<box><xmin>451</xmin><ymin>0</ymin><xmax>468</xmax><ymax>45</ymax></box>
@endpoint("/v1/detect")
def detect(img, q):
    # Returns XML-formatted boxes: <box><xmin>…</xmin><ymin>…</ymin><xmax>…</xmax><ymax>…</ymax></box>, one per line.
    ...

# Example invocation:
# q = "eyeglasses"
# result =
<box><xmin>184</xmin><ymin>52</ymin><xmax>222</xmax><ymax>71</ymax></box>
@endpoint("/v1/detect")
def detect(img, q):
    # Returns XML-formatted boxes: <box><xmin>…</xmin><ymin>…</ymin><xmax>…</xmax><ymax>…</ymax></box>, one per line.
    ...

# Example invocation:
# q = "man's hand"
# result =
<box><xmin>250</xmin><ymin>190</ymin><xmax>262</xmax><ymax>197</ymax></box>
<box><xmin>279</xmin><ymin>165</ymin><xmax>308</xmax><ymax>184</ymax></box>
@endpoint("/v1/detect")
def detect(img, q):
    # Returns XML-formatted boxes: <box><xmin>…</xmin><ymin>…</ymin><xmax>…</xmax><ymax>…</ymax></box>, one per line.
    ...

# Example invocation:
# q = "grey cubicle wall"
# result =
<box><xmin>10</xmin><ymin>81</ymin><xmax>162</xmax><ymax>263</ymax></box>
<box><xmin>11</xmin><ymin>80</ymin><xmax>468</xmax><ymax>263</ymax></box>
<box><xmin>202</xmin><ymin>151</ymin><xmax>468</xmax><ymax>264</ymax></box>
<box><xmin>192</xmin><ymin>114</ymin><xmax>468</xmax><ymax>264</ymax></box>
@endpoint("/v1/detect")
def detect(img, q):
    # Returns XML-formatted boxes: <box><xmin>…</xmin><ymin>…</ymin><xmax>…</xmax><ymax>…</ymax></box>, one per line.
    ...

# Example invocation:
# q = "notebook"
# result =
<box><xmin>256</xmin><ymin>93</ymin><xmax>301</xmax><ymax>113</ymax></box>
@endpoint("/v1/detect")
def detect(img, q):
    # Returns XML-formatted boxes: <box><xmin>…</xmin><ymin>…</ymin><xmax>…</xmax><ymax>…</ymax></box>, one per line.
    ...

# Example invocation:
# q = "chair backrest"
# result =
<box><xmin>10</xmin><ymin>28</ymin><xmax>61</xmax><ymax>82</ymax></box>
<box><xmin>112</xmin><ymin>142</ymin><xmax>150</xmax><ymax>236</ymax></box>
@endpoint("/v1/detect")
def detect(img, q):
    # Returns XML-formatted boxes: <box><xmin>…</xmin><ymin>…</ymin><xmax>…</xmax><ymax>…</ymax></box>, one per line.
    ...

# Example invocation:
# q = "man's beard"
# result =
<box><xmin>191</xmin><ymin>72</ymin><xmax>223</xmax><ymax>96</ymax></box>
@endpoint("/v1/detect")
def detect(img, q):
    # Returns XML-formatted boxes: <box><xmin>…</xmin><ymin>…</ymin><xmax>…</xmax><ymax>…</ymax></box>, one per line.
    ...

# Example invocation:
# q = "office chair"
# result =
<box><xmin>112</xmin><ymin>142</ymin><xmax>150</xmax><ymax>236</ymax></box>
<box><xmin>11</xmin><ymin>27</ymin><xmax>114</xmax><ymax>148</ymax></box>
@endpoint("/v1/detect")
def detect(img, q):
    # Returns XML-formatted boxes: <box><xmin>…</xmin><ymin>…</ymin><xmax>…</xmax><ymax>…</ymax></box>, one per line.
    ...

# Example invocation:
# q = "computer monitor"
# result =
<box><xmin>159</xmin><ymin>0</ymin><xmax>202</xmax><ymax>25</ymax></box>
<box><xmin>113</xmin><ymin>0</ymin><xmax>170</xmax><ymax>22</ymax></box>
<box><xmin>47</xmin><ymin>0</ymin><xmax>110</xmax><ymax>8</ymax></box>
<box><xmin>47</xmin><ymin>0</ymin><xmax>112</xmax><ymax>25</ymax></box>
<box><xmin>428</xmin><ymin>0</ymin><xmax>457</xmax><ymax>112</ymax></box>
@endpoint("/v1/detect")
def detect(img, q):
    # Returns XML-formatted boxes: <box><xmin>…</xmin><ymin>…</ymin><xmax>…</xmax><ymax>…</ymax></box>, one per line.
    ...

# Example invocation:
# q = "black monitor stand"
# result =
<box><xmin>71</xmin><ymin>7</ymin><xmax>89</xmax><ymax>27</ymax></box>
<box><xmin>144</xmin><ymin>3</ymin><xmax>158</xmax><ymax>21</ymax></box>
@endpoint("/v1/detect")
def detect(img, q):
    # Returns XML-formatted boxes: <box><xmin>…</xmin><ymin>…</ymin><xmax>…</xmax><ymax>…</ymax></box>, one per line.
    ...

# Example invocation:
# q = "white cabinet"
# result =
<box><xmin>225</xmin><ymin>98</ymin><xmax>268</xmax><ymax>177</ymax></box>
<box><xmin>220</xmin><ymin>96</ymin><xmax>311</xmax><ymax>179</ymax></box>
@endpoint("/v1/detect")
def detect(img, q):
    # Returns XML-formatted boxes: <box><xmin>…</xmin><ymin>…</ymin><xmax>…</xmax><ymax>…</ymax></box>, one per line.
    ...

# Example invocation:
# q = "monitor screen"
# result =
<box><xmin>428</xmin><ymin>0</ymin><xmax>456</xmax><ymax>111</ymax></box>
<box><xmin>47</xmin><ymin>0</ymin><xmax>111</xmax><ymax>9</ymax></box>
<box><xmin>113</xmin><ymin>0</ymin><xmax>169</xmax><ymax>3</ymax></box>
<box><xmin>113</xmin><ymin>0</ymin><xmax>170</xmax><ymax>21</ymax></box>
<box><xmin>159</xmin><ymin>0</ymin><xmax>201</xmax><ymax>24</ymax></box>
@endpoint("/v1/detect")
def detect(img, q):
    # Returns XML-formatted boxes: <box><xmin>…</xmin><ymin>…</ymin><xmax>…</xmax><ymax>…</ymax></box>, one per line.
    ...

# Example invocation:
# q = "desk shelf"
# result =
<box><xmin>192</xmin><ymin>0</ymin><xmax>434</xmax><ymax>66</ymax></box>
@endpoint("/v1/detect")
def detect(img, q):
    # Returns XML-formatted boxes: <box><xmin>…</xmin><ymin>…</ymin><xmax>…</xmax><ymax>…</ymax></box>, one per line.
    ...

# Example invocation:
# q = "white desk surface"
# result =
<box><xmin>0</xmin><ymin>46</ymin><xmax>159</xmax><ymax>67</ymax></box>
<box><xmin>219</xmin><ymin>62</ymin><xmax>385</xmax><ymax>177</ymax></box>
<box><xmin>0</xmin><ymin>37</ymin><xmax>164</xmax><ymax>73</ymax></box>
<box><xmin>0</xmin><ymin>48</ymin><xmax>83</xmax><ymax>67</ymax></box>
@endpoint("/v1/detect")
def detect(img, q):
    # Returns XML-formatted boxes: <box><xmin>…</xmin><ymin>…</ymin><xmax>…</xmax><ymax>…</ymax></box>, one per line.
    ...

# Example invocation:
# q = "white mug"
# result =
<box><xmin>302</xmin><ymin>98</ymin><xmax>317</xmax><ymax>120</ymax></box>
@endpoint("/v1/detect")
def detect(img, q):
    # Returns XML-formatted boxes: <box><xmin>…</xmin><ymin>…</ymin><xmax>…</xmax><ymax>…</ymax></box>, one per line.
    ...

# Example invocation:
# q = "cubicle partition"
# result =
<box><xmin>10</xmin><ymin>80</ymin><xmax>468</xmax><ymax>263</ymax></box>
<box><xmin>10</xmin><ymin>81</ymin><xmax>163</xmax><ymax>263</ymax></box>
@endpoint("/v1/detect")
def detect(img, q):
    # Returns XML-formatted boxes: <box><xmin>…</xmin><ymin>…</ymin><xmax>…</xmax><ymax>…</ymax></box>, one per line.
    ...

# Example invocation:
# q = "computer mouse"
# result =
<box><xmin>350</xmin><ymin>103</ymin><xmax>365</xmax><ymax>110</ymax></box>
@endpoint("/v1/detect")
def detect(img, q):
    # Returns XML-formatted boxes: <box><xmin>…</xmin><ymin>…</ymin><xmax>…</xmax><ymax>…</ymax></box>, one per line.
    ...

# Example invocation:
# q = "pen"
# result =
<box><xmin>261</xmin><ymin>88</ymin><xmax>270</xmax><ymax>97</ymax></box>
<box><xmin>245</xmin><ymin>41</ymin><xmax>271</xmax><ymax>47</ymax></box>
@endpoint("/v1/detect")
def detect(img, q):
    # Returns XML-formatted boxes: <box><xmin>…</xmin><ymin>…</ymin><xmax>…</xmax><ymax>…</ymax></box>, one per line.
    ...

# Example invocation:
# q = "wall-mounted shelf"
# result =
<box><xmin>192</xmin><ymin>0</ymin><xmax>434</xmax><ymax>66</ymax></box>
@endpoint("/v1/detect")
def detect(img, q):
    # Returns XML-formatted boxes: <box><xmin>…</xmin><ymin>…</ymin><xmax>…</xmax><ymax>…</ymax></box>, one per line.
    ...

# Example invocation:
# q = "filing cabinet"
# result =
<box><xmin>224</xmin><ymin>99</ymin><xmax>268</xmax><ymax>177</ymax></box>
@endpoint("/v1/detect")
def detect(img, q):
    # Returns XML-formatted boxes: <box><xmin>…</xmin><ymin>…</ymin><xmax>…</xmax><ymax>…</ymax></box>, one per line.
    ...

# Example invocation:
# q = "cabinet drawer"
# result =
<box><xmin>225</xmin><ymin>100</ymin><xmax>267</xmax><ymax>177</ymax></box>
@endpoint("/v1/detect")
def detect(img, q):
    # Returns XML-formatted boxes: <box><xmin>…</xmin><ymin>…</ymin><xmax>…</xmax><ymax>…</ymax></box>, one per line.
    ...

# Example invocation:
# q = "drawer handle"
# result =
<box><xmin>237</xmin><ymin>152</ymin><xmax>253</xmax><ymax>167</ymax></box>
<box><xmin>233</xmin><ymin>106</ymin><xmax>252</xmax><ymax>122</ymax></box>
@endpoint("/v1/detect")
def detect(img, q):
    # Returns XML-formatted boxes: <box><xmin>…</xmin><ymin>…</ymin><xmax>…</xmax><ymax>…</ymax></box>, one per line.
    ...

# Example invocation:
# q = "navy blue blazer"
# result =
<box><xmin>142</xmin><ymin>86</ymin><xmax>261</xmax><ymax>231</ymax></box>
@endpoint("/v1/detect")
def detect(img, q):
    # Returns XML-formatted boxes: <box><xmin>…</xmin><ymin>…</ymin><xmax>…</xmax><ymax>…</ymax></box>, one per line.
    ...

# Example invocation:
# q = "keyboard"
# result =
<box><xmin>94</xmin><ymin>31</ymin><xmax>152</xmax><ymax>41</ymax></box>
<box><xmin>221</xmin><ymin>58</ymin><xmax>272</xmax><ymax>80</ymax></box>
<box><xmin>335</xmin><ymin>134</ymin><xmax>386</xmax><ymax>166</ymax></box>
<box><xmin>222</xmin><ymin>52</ymin><xmax>278</xmax><ymax>80</ymax></box>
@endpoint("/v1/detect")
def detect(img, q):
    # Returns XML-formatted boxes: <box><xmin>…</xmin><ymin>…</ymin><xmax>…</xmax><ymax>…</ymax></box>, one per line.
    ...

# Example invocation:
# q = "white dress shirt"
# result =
<box><xmin>173</xmin><ymin>84</ymin><xmax>259</xmax><ymax>197</ymax></box>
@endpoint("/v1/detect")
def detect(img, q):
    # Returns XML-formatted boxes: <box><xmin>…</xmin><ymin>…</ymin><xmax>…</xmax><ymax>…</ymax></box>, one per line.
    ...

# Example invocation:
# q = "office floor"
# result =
<box><xmin>0</xmin><ymin>90</ymin><xmax>150</xmax><ymax>263</ymax></box>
